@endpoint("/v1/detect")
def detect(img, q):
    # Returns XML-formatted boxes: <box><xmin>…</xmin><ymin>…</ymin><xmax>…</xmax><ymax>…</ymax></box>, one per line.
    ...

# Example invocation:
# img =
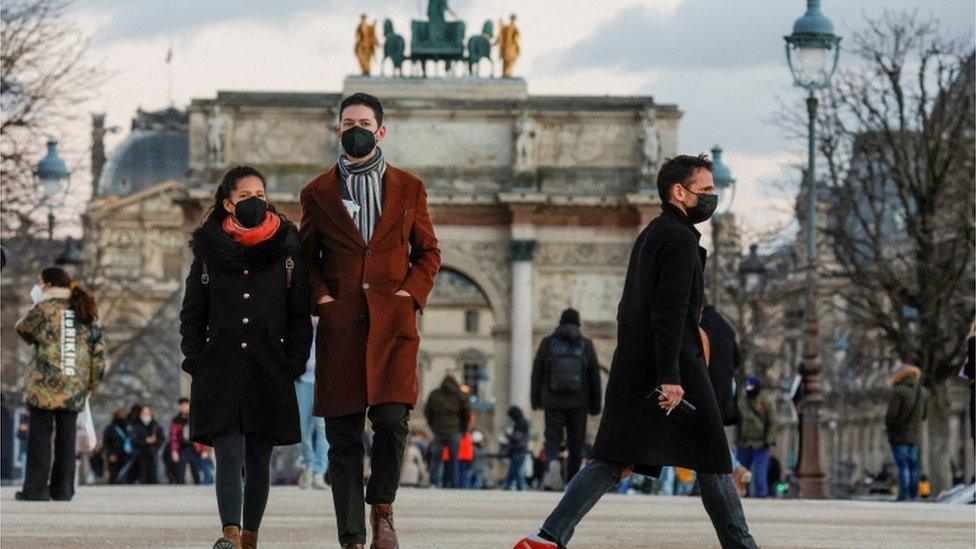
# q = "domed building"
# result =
<box><xmin>83</xmin><ymin>107</ymin><xmax>191</xmax><ymax>428</ymax></box>
<box><xmin>94</xmin><ymin>107</ymin><xmax>189</xmax><ymax>198</ymax></box>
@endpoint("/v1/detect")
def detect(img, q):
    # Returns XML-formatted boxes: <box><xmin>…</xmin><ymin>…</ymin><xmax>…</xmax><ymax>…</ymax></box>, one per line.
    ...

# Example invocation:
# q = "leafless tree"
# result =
<box><xmin>810</xmin><ymin>11</ymin><xmax>974</xmax><ymax>493</ymax></box>
<box><xmin>1</xmin><ymin>0</ymin><xmax>103</xmax><ymax>238</ymax></box>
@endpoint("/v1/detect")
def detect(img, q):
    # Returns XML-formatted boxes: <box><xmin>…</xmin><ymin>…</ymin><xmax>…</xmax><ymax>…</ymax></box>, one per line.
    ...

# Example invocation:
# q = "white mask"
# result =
<box><xmin>30</xmin><ymin>284</ymin><xmax>43</xmax><ymax>305</ymax></box>
<box><xmin>140</xmin><ymin>416</ymin><xmax>152</xmax><ymax>425</ymax></box>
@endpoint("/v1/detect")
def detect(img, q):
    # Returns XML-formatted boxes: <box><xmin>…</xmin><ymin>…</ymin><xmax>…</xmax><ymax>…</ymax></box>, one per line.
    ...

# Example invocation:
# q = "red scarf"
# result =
<box><xmin>222</xmin><ymin>211</ymin><xmax>281</xmax><ymax>246</ymax></box>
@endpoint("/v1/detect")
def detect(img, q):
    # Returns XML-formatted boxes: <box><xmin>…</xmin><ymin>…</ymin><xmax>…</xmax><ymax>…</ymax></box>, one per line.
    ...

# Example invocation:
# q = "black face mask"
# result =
<box><xmin>341</xmin><ymin>126</ymin><xmax>377</xmax><ymax>158</ymax></box>
<box><xmin>233</xmin><ymin>196</ymin><xmax>268</xmax><ymax>228</ymax></box>
<box><xmin>685</xmin><ymin>189</ymin><xmax>719</xmax><ymax>224</ymax></box>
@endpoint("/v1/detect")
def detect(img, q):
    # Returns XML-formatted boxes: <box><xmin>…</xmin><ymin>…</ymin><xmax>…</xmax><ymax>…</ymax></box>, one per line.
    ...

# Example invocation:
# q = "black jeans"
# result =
<box><xmin>22</xmin><ymin>407</ymin><xmax>78</xmax><ymax>500</ymax></box>
<box><xmin>212</xmin><ymin>431</ymin><xmax>274</xmax><ymax>532</ymax></box>
<box><xmin>541</xmin><ymin>459</ymin><xmax>757</xmax><ymax>548</ymax></box>
<box><xmin>543</xmin><ymin>408</ymin><xmax>588</xmax><ymax>482</ymax></box>
<box><xmin>325</xmin><ymin>403</ymin><xmax>409</xmax><ymax>545</ymax></box>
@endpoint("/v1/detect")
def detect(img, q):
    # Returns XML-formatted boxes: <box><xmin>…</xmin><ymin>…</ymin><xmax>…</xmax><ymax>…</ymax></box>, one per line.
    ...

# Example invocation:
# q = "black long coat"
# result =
<box><xmin>179</xmin><ymin>215</ymin><xmax>312</xmax><ymax>446</ymax></box>
<box><xmin>591</xmin><ymin>204</ymin><xmax>731</xmax><ymax>475</ymax></box>
<box><xmin>701</xmin><ymin>305</ymin><xmax>742</xmax><ymax>426</ymax></box>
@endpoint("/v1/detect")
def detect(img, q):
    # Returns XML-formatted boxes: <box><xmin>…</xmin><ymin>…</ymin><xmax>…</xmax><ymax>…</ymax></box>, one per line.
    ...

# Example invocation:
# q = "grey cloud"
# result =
<box><xmin>72</xmin><ymin>0</ymin><xmax>395</xmax><ymax>42</ymax></box>
<box><xmin>550</xmin><ymin>0</ymin><xmax>974</xmax><ymax>73</ymax></box>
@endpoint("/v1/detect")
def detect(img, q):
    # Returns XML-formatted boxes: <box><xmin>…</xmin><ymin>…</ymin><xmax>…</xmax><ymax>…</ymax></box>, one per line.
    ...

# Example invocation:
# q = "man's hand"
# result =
<box><xmin>317</xmin><ymin>295</ymin><xmax>335</xmax><ymax>305</ymax></box>
<box><xmin>171</xmin><ymin>451</ymin><xmax>180</xmax><ymax>463</ymax></box>
<box><xmin>395</xmin><ymin>290</ymin><xmax>412</xmax><ymax>298</ymax></box>
<box><xmin>146</xmin><ymin>435</ymin><xmax>157</xmax><ymax>444</ymax></box>
<box><xmin>657</xmin><ymin>384</ymin><xmax>685</xmax><ymax>411</ymax></box>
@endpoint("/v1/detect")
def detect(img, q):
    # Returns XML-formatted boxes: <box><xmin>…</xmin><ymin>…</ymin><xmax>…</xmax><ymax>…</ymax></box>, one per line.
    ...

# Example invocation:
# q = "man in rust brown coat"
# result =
<box><xmin>300</xmin><ymin>92</ymin><xmax>440</xmax><ymax>549</ymax></box>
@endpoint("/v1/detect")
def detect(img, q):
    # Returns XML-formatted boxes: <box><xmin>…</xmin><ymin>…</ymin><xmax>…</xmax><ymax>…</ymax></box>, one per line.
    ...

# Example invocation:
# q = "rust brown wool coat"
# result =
<box><xmin>299</xmin><ymin>164</ymin><xmax>440</xmax><ymax>419</ymax></box>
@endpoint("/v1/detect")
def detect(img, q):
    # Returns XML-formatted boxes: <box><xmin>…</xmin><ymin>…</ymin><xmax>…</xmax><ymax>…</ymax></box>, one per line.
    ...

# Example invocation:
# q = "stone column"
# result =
<box><xmin>509</xmin><ymin>238</ymin><xmax>536</xmax><ymax>413</ymax></box>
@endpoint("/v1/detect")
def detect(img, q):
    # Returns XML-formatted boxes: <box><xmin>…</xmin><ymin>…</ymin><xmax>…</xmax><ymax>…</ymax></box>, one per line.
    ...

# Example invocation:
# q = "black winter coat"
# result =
<box><xmin>180</xmin><ymin>215</ymin><xmax>313</xmax><ymax>446</ymax></box>
<box><xmin>591</xmin><ymin>204</ymin><xmax>732</xmax><ymax>475</ymax></box>
<box><xmin>131</xmin><ymin>420</ymin><xmax>165</xmax><ymax>456</ymax></box>
<box><xmin>530</xmin><ymin>324</ymin><xmax>602</xmax><ymax>414</ymax></box>
<box><xmin>701</xmin><ymin>305</ymin><xmax>742</xmax><ymax>426</ymax></box>
<box><xmin>424</xmin><ymin>377</ymin><xmax>471</xmax><ymax>438</ymax></box>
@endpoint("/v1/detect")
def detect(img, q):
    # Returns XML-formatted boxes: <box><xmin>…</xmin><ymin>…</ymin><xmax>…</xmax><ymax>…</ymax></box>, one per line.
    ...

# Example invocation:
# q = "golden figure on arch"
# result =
<box><xmin>355</xmin><ymin>13</ymin><xmax>379</xmax><ymax>76</ymax></box>
<box><xmin>495</xmin><ymin>13</ymin><xmax>521</xmax><ymax>78</ymax></box>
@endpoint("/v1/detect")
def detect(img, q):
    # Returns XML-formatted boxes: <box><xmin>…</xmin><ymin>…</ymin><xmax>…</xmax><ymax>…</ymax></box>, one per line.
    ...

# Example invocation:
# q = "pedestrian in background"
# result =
<box><xmin>503</xmin><ymin>406</ymin><xmax>530</xmax><ymax>491</ymax></box>
<box><xmin>103</xmin><ymin>409</ymin><xmax>134</xmax><ymax>484</ymax></box>
<box><xmin>885</xmin><ymin>364</ymin><xmax>930</xmax><ymax>501</ymax></box>
<box><xmin>170</xmin><ymin>398</ymin><xmax>202</xmax><ymax>484</ymax></box>
<box><xmin>457</xmin><ymin>425</ymin><xmax>475</xmax><ymax>489</ymax></box>
<box><xmin>424</xmin><ymin>375</ymin><xmax>470</xmax><ymax>488</ymax></box>
<box><xmin>530</xmin><ymin>308</ymin><xmax>602</xmax><ymax>485</ymax></box>
<box><xmin>132</xmin><ymin>406</ymin><xmax>165</xmax><ymax>484</ymax></box>
<box><xmin>296</xmin><ymin>317</ymin><xmax>329</xmax><ymax>491</ymax></box>
<box><xmin>399</xmin><ymin>431</ymin><xmax>428</xmax><ymax>487</ymax></box>
<box><xmin>14</xmin><ymin>267</ymin><xmax>106</xmax><ymax>501</ymax></box>
<box><xmin>735</xmin><ymin>376</ymin><xmax>777</xmax><ymax>498</ymax></box>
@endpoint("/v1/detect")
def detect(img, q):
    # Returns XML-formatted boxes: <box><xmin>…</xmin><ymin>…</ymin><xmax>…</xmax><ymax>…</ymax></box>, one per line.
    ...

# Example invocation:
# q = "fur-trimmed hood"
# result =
<box><xmin>190</xmin><ymin>214</ymin><xmax>298</xmax><ymax>271</ymax></box>
<box><xmin>890</xmin><ymin>364</ymin><xmax>922</xmax><ymax>387</ymax></box>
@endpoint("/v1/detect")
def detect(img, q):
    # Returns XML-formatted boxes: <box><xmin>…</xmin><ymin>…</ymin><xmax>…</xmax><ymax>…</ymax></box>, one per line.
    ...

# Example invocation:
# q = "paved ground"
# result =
<box><xmin>1</xmin><ymin>486</ymin><xmax>973</xmax><ymax>548</ymax></box>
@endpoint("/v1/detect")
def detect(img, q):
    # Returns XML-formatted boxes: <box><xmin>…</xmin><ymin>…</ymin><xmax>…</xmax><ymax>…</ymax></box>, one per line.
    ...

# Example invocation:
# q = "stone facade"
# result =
<box><xmin>72</xmin><ymin>75</ymin><xmax>680</xmax><ymax>450</ymax></box>
<box><xmin>179</xmin><ymin>76</ymin><xmax>679</xmax><ymax>436</ymax></box>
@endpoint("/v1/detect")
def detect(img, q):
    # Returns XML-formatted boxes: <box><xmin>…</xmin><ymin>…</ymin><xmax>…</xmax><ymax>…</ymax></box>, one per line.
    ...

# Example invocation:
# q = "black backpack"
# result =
<box><xmin>546</xmin><ymin>338</ymin><xmax>586</xmax><ymax>395</ymax></box>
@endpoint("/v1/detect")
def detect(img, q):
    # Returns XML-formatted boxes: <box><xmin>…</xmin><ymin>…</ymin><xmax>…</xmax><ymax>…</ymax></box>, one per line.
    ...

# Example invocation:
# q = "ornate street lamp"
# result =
<box><xmin>784</xmin><ymin>0</ymin><xmax>841</xmax><ymax>499</ymax></box>
<box><xmin>35</xmin><ymin>139</ymin><xmax>70</xmax><ymax>243</ymax></box>
<box><xmin>709</xmin><ymin>145</ymin><xmax>736</xmax><ymax>307</ymax></box>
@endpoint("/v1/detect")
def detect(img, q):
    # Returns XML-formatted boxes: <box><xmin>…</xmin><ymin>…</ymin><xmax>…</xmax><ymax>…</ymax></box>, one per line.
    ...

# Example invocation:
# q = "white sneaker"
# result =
<box><xmin>298</xmin><ymin>467</ymin><xmax>312</xmax><ymax>490</ymax></box>
<box><xmin>312</xmin><ymin>473</ymin><xmax>328</xmax><ymax>490</ymax></box>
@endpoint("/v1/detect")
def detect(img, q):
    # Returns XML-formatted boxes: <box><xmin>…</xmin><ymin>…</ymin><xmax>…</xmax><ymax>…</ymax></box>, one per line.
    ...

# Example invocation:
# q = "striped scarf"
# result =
<box><xmin>338</xmin><ymin>149</ymin><xmax>386</xmax><ymax>243</ymax></box>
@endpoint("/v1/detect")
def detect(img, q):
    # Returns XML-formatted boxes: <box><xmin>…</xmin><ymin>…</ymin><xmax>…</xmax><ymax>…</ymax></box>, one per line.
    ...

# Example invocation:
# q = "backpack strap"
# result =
<box><xmin>285</xmin><ymin>256</ymin><xmax>294</xmax><ymax>290</ymax></box>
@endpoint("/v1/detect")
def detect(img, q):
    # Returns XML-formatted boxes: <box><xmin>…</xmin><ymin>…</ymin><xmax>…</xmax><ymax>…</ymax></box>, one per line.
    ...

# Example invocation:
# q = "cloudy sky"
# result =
<box><xmin>63</xmin><ymin>0</ymin><xmax>974</xmax><ymax>236</ymax></box>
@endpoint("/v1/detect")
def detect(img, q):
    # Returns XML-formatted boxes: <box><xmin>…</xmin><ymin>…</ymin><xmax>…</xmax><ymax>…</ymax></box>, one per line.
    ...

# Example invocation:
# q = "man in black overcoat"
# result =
<box><xmin>514</xmin><ymin>155</ymin><xmax>757</xmax><ymax>549</ymax></box>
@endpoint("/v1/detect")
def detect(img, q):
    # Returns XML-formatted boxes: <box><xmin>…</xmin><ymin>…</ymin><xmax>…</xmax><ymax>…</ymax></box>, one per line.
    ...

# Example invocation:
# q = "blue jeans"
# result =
<box><xmin>658</xmin><ymin>466</ymin><xmax>675</xmax><ymax>495</ymax></box>
<box><xmin>177</xmin><ymin>447</ymin><xmax>202</xmax><ymax>484</ymax></box>
<box><xmin>504</xmin><ymin>452</ymin><xmax>527</xmax><ymax>491</ymax></box>
<box><xmin>541</xmin><ymin>459</ymin><xmax>756</xmax><ymax>548</ymax></box>
<box><xmin>296</xmin><ymin>381</ymin><xmax>328</xmax><ymax>474</ymax></box>
<box><xmin>199</xmin><ymin>456</ymin><xmax>214</xmax><ymax>485</ymax></box>
<box><xmin>429</xmin><ymin>434</ymin><xmax>461</xmax><ymax>488</ymax></box>
<box><xmin>891</xmin><ymin>444</ymin><xmax>920</xmax><ymax>500</ymax></box>
<box><xmin>735</xmin><ymin>446</ymin><xmax>770</xmax><ymax>498</ymax></box>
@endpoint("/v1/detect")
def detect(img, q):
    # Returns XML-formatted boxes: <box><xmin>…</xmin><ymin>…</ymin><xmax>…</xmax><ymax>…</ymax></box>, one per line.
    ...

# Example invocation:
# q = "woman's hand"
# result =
<box><xmin>318</xmin><ymin>295</ymin><xmax>335</xmax><ymax>305</ymax></box>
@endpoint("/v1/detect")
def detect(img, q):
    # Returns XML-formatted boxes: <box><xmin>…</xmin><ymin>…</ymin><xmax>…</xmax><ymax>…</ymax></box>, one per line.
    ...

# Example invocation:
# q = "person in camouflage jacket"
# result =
<box><xmin>16</xmin><ymin>285</ymin><xmax>107</xmax><ymax>412</ymax></box>
<box><xmin>15</xmin><ymin>267</ymin><xmax>106</xmax><ymax>502</ymax></box>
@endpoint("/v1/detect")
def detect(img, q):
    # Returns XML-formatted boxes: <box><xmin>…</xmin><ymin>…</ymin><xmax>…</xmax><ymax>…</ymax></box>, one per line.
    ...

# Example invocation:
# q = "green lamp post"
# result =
<box><xmin>784</xmin><ymin>0</ymin><xmax>841</xmax><ymax>499</ymax></box>
<box><xmin>708</xmin><ymin>145</ymin><xmax>735</xmax><ymax>307</ymax></box>
<box><xmin>36</xmin><ymin>139</ymin><xmax>70</xmax><ymax>244</ymax></box>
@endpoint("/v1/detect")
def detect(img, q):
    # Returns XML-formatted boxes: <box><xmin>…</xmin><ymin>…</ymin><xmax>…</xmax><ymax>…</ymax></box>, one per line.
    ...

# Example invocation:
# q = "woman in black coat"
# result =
<box><xmin>131</xmin><ymin>406</ymin><xmax>165</xmax><ymax>484</ymax></box>
<box><xmin>180</xmin><ymin>165</ymin><xmax>312</xmax><ymax>548</ymax></box>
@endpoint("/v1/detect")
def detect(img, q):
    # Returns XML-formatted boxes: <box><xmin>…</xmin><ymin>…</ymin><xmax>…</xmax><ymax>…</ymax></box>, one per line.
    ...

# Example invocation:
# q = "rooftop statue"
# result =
<box><xmin>496</xmin><ymin>14</ymin><xmax>521</xmax><ymax>78</ymax></box>
<box><xmin>371</xmin><ymin>1</ymin><xmax>518</xmax><ymax>79</ymax></box>
<box><xmin>355</xmin><ymin>14</ymin><xmax>379</xmax><ymax>76</ymax></box>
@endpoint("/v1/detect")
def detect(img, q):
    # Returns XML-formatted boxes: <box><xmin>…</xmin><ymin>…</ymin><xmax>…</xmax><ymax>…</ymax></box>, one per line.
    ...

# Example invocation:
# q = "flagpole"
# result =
<box><xmin>166</xmin><ymin>42</ymin><xmax>174</xmax><ymax>107</ymax></box>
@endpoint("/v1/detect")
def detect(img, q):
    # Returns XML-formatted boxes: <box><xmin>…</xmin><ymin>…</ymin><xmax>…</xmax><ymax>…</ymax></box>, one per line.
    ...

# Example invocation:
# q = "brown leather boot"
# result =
<box><xmin>213</xmin><ymin>525</ymin><xmax>241</xmax><ymax>549</ymax></box>
<box><xmin>241</xmin><ymin>530</ymin><xmax>258</xmax><ymax>549</ymax></box>
<box><xmin>369</xmin><ymin>503</ymin><xmax>399</xmax><ymax>549</ymax></box>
